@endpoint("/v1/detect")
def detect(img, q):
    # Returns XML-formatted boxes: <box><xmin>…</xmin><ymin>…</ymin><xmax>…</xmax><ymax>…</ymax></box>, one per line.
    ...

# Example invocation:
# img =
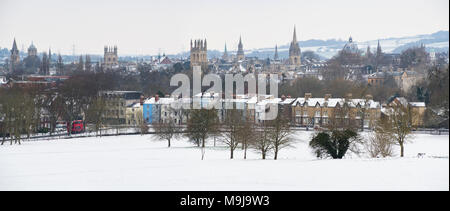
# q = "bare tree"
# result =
<box><xmin>268</xmin><ymin>115</ymin><xmax>294</xmax><ymax>160</ymax></box>
<box><xmin>86</xmin><ymin>96</ymin><xmax>106</xmax><ymax>137</ymax></box>
<box><xmin>377</xmin><ymin>104</ymin><xmax>415</xmax><ymax>157</ymax></box>
<box><xmin>221</xmin><ymin>109</ymin><xmax>243</xmax><ymax>159</ymax></box>
<box><xmin>154</xmin><ymin>117</ymin><xmax>179</xmax><ymax>147</ymax></box>
<box><xmin>365</xmin><ymin>127</ymin><xmax>395</xmax><ymax>158</ymax></box>
<box><xmin>237</xmin><ymin>117</ymin><xmax>257</xmax><ymax>159</ymax></box>
<box><xmin>251</xmin><ymin>125</ymin><xmax>272</xmax><ymax>160</ymax></box>
<box><xmin>185</xmin><ymin>108</ymin><xmax>219</xmax><ymax>160</ymax></box>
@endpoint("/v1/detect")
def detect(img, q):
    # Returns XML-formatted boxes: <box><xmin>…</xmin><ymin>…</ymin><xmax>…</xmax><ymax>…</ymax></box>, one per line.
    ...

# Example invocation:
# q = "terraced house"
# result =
<box><xmin>291</xmin><ymin>93</ymin><xmax>381</xmax><ymax>129</ymax></box>
<box><xmin>140</xmin><ymin>92</ymin><xmax>384</xmax><ymax>130</ymax></box>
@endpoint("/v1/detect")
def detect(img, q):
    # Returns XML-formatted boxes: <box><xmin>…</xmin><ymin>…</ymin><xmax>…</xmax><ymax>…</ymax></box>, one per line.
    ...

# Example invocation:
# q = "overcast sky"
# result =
<box><xmin>0</xmin><ymin>0</ymin><xmax>448</xmax><ymax>55</ymax></box>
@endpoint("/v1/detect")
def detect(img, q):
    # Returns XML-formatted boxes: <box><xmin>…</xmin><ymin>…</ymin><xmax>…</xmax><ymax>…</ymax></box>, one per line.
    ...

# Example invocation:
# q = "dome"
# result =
<box><xmin>27</xmin><ymin>42</ymin><xmax>38</xmax><ymax>57</ymax></box>
<box><xmin>342</xmin><ymin>36</ymin><xmax>359</xmax><ymax>54</ymax></box>
<box><xmin>28</xmin><ymin>42</ymin><xmax>37</xmax><ymax>51</ymax></box>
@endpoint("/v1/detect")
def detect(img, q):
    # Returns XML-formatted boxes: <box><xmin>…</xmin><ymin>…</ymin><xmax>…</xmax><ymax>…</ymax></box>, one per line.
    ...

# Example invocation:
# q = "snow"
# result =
<box><xmin>0</xmin><ymin>132</ymin><xmax>448</xmax><ymax>191</ymax></box>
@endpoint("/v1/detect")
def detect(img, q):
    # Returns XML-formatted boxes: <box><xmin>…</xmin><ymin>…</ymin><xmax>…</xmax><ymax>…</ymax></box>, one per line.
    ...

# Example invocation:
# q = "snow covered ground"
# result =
<box><xmin>0</xmin><ymin>131</ymin><xmax>448</xmax><ymax>191</ymax></box>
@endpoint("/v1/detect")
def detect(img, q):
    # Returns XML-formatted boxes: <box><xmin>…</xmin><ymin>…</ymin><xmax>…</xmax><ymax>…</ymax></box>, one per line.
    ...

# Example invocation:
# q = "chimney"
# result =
<box><xmin>155</xmin><ymin>95</ymin><xmax>159</xmax><ymax>102</ymax></box>
<box><xmin>140</xmin><ymin>95</ymin><xmax>144</xmax><ymax>105</ymax></box>
<box><xmin>305</xmin><ymin>93</ymin><xmax>312</xmax><ymax>101</ymax></box>
<box><xmin>324</xmin><ymin>94</ymin><xmax>332</xmax><ymax>101</ymax></box>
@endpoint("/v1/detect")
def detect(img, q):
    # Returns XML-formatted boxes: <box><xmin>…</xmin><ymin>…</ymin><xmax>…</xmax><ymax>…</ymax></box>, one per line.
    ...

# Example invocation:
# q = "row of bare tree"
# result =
<box><xmin>153</xmin><ymin>108</ymin><xmax>294</xmax><ymax>160</ymax></box>
<box><xmin>0</xmin><ymin>72</ymin><xmax>121</xmax><ymax>144</ymax></box>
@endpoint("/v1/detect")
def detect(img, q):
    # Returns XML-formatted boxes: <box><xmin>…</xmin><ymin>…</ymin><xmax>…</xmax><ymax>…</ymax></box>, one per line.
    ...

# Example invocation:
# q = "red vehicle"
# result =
<box><xmin>67</xmin><ymin>120</ymin><xmax>85</xmax><ymax>134</ymax></box>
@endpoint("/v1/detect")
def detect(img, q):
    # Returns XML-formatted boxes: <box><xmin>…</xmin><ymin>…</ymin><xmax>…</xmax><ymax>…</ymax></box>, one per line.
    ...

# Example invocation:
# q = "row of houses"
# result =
<box><xmin>104</xmin><ymin>91</ymin><xmax>426</xmax><ymax>130</ymax></box>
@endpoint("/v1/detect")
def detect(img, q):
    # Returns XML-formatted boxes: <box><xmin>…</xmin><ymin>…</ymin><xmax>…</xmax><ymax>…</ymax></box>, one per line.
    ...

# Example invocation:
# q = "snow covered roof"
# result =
<box><xmin>194</xmin><ymin>92</ymin><xmax>220</xmax><ymax>98</ymax></box>
<box><xmin>144</xmin><ymin>97</ymin><xmax>175</xmax><ymax>105</ymax></box>
<box><xmin>409</xmin><ymin>102</ymin><xmax>426</xmax><ymax>107</ymax></box>
<box><xmin>292</xmin><ymin>97</ymin><xmax>380</xmax><ymax>108</ymax></box>
<box><xmin>127</xmin><ymin>102</ymin><xmax>142</xmax><ymax>108</ymax></box>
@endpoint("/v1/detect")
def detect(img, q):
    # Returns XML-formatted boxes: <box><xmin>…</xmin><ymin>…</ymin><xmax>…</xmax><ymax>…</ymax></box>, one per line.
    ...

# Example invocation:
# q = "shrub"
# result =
<box><xmin>309</xmin><ymin>130</ymin><xmax>358</xmax><ymax>159</ymax></box>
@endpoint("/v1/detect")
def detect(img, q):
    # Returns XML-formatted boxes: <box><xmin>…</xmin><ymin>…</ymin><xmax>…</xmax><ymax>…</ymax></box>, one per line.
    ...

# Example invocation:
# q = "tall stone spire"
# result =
<box><xmin>274</xmin><ymin>44</ymin><xmax>279</xmax><ymax>60</ymax></box>
<box><xmin>237</xmin><ymin>36</ymin><xmax>244</xmax><ymax>61</ymax></box>
<box><xmin>293</xmin><ymin>25</ymin><xmax>298</xmax><ymax>44</ymax></box>
<box><xmin>48</xmin><ymin>48</ymin><xmax>52</xmax><ymax>62</ymax></box>
<box><xmin>376</xmin><ymin>40</ymin><xmax>382</xmax><ymax>56</ymax></box>
<box><xmin>289</xmin><ymin>26</ymin><xmax>301</xmax><ymax>68</ymax></box>
<box><xmin>12</xmin><ymin>38</ymin><xmax>18</xmax><ymax>52</ymax></box>
<box><xmin>10</xmin><ymin>38</ymin><xmax>20</xmax><ymax>72</ymax></box>
<box><xmin>222</xmin><ymin>43</ymin><xmax>228</xmax><ymax>60</ymax></box>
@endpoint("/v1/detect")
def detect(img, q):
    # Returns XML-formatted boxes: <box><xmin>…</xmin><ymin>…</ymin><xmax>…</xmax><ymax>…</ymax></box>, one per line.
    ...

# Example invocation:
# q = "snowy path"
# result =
<box><xmin>0</xmin><ymin>132</ymin><xmax>448</xmax><ymax>191</ymax></box>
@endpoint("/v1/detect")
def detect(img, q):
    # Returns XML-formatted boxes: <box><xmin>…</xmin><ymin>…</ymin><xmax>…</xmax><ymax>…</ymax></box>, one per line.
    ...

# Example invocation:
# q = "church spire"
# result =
<box><xmin>237</xmin><ymin>36</ymin><xmax>244</xmax><ymax>61</ymax></box>
<box><xmin>12</xmin><ymin>38</ymin><xmax>18</xmax><ymax>51</ymax></box>
<box><xmin>224</xmin><ymin>43</ymin><xmax>227</xmax><ymax>54</ymax></box>
<box><xmin>293</xmin><ymin>25</ymin><xmax>298</xmax><ymax>44</ymax></box>
<box><xmin>274</xmin><ymin>44</ymin><xmax>279</xmax><ymax>60</ymax></box>
<box><xmin>377</xmin><ymin>40</ymin><xmax>382</xmax><ymax>52</ymax></box>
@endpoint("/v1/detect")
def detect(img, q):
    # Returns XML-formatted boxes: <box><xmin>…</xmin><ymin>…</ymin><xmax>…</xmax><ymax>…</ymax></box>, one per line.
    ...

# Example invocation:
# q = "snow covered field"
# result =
<box><xmin>0</xmin><ymin>131</ymin><xmax>448</xmax><ymax>191</ymax></box>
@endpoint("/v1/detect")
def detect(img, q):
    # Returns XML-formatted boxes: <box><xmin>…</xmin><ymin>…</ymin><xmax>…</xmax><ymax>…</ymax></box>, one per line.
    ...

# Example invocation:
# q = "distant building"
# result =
<box><xmin>222</xmin><ymin>43</ymin><xmax>229</xmax><ymax>61</ymax></box>
<box><xmin>100</xmin><ymin>91</ymin><xmax>142</xmax><ymax>125</ymax></box>
<box><xmin>386</xmin><ymin>97</ymin><xmax>426</xmax><ymax>128</ymax></box>
<box><xmin>23</xmin><ymin>42</ymin><xmax>41</xmax><ymax>74</ymax></box>
<box><xmin>28</xmin><ymin>42</ymin><xmax>38</xmax><ymax>57</ymax></box>
<box><xmin>104</xmin><ymin>46</ymin><xmax>118</xmax><ymax>69</ymax></box>
<box><xmin>292</xmin><ymin>93</ymin><xmax>381</xmax><ymax>129</ymax></box>
<box><xmin>190</xmin><ymin>39</ymin><xmax>208</xmax><ymax>69</ymax></box>
<box><xmin>126</xmin><ymin>102</ymin><xmax>143</xmax><ymax>126</ymax></box>
<box><xmin>342</xmin><ymin>36</ymin><xmax>359</xmax><ymax>54</ymax></box>
<box><xmin>9</xmin><ymin>39</ymin><xmax>20</xmax><ymax>72</ymax></box>
<box><xmin>236</xmin><ymin>36</ymin><xmax>245</xmax><ymax>61</ymax></box>
<box><xmin>288</xmin><ymin>26</ymin><xmax>301</xmax><ymax>70</ymax></box>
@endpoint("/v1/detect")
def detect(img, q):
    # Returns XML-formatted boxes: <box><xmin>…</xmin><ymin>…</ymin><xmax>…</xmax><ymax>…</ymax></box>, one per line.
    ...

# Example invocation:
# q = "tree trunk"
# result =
<box><xmin>230</xmin><ymin>147</ymin><xmax>234</xmax><ymax>159</ymax></box>
<box><xmin>201</xmin><ymin>146</ymin><xmax>205</xmax><ymax>160</ymax></box>
<box><xmin>274</xmin><ymin>147</ymin><xmax>278</xmax><ymax>160</ymax></box>
<box><xmin>168</xmin><ymin>139</ymin><xmax>171</xmax><ymax>147</ymax></box>
<box><xmin>244</xmin><ymin>144</ymin><xmax>247</xmax><ymax>159</ymax></box>
<box><xmin>400</xmin><ymin>142</ymin><xmax>404</xmax><ymax>157</ymax></box>
<box><xmin>262</xmin><ymin>151</ymin><xmax>266</xmax><ymax>160</ymax></box>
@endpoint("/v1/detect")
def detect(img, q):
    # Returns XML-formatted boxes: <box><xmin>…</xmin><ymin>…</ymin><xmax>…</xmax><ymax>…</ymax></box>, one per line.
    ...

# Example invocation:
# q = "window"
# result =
<box><xmin>303</xmin><ymin>118</ymin><xmax>308</xmax><ymax>124</ymax></box>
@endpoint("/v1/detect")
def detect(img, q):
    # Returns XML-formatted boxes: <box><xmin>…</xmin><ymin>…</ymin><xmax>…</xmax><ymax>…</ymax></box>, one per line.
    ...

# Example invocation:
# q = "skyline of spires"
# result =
<box><xmin>7</xmin><ymin>27</ymin><xmax>434</xmax><ymax>59</ymax></box>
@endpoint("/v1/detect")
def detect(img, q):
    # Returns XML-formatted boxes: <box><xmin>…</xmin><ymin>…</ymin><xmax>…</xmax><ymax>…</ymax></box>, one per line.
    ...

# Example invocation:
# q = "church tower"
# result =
<box><xmin>222</xmin><ymin>43</ymin><xmax>228</xmax><ymax>61</ymax></box>
<box><xmin>103</xmin><ymin>45</ymin><xmax>118</xmax><ymax>69</ymax></box>
<box><xmin>375</xmin><ymin>40</ymin><xmax>383</xmax><ymax>72</ymax></box>
<box><xmin>288</xmin><ymin>26</ymin><xmax>301</xmax><ymax>69</ymax></box>
<box><xmin>190</xmin><ymin>39</ymin><xmax>208</xmax><ymax>69</ymax></box>
<box><xmin>236</xmin><ymin>36</ymin><xmax>245</xmax><ymax>61</ymax></box>
<box><xmin>28</xmin><ymin>42</ymin><xmax>38</xmax><ymax>57</ymax></box>
<box><xmin>10</xmin><ymin>38</ymin><xmax>20</xmax><ymax>72</ymax></box>
<box><xmin>274</xmin><ymin>44</ymin><xmax>279</xmax><ymax>61</ymax></box>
